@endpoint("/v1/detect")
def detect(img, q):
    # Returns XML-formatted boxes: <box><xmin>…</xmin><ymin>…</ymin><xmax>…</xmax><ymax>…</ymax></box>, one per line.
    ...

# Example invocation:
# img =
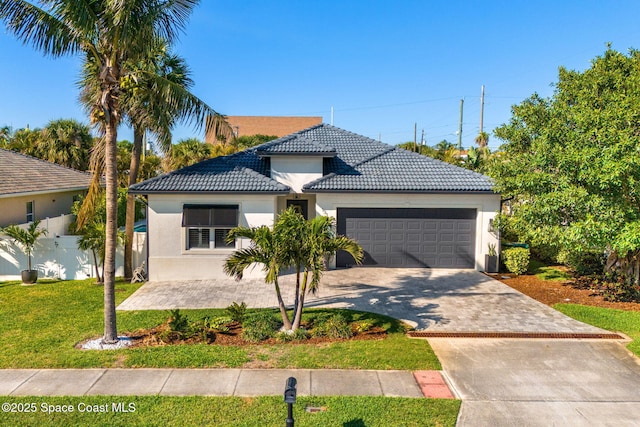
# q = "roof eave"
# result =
<box><xmin>129</xmin><ymin>189</ymin><xmax>291</xmax><ymax>195</ymax></box>
<box><xmin>0</xmin><ymin>185</ymin><xmax>90</xmax><ymax>199</ymax></box>
<box><xmin>302</xmin><ymin>188</ymin><xmax>498</xmax><ymax>195</ymax></box>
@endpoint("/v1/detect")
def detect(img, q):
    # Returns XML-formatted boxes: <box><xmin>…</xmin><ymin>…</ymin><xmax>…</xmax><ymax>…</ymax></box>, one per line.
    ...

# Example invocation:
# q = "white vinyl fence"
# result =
<box><xmin>0</xmin><ymin>232</ymin><xmax>147</xmax><ymax>282</ymax></box>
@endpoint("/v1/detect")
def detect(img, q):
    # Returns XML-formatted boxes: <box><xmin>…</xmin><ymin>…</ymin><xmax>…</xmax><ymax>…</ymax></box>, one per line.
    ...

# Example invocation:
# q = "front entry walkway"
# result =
<box><xmin>119</xmin><ymin>268</ymin><xmax>608</xmax><ymax>334</ymax></box>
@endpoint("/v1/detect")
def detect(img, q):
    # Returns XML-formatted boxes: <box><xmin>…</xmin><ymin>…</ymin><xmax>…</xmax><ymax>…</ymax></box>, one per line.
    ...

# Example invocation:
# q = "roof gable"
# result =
<box><xmin>0</xmin><ymin>148</ymin><xmax>92</xmax><ymax>197</ymax></box>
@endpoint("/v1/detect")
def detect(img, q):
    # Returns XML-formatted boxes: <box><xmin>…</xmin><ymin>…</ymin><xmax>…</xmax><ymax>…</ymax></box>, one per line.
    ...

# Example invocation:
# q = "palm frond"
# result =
<box><xmin>0</xmin><ymin>0</ymin><xmax>82</xmax><ymax>57</ymax></box>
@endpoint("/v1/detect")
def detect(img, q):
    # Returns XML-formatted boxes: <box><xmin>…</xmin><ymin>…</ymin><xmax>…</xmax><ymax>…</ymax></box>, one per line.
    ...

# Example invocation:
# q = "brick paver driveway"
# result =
<box><xmin>118</xmin><ymin>267</ymin><xmax>607</xmax><ymax>334</ymax></box>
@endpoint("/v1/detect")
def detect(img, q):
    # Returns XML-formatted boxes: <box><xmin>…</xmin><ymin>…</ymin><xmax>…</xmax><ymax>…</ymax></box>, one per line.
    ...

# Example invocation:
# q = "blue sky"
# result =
<box><xmin>1</xmin><ymin>1</ymin><xmax>640</xmax><ymax>149</ymax></box>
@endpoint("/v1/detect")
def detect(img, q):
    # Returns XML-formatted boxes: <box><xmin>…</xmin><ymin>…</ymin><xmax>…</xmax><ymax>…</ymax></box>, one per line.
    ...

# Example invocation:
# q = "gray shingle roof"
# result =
<box><xmin>0</xmin><ymin>148</ymin><xmax>92</xmax><ymax>197</ymax></box>
<box><xmin>129</xmin><ymin>124</ymin><xmax>494</xmax><ymax>194</ymax></box>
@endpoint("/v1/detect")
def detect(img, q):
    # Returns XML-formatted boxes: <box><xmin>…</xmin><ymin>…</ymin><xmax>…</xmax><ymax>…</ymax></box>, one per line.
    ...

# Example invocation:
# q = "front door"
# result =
<box><xmin>286</xmin><ymin>199</ymin><xmax>309</xmax><ymax>219</ymax></box>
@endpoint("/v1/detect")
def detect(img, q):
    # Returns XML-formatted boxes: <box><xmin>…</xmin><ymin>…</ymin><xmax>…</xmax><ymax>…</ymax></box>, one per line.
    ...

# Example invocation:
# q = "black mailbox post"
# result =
<box><xmin>284</xmin><ymin>376</ymin><xmax>297</xmax><ymax>427</ymax></box>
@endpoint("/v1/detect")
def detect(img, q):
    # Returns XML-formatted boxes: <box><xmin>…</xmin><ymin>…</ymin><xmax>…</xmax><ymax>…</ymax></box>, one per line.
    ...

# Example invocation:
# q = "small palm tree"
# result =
<box><xmin>225</xmin><ymin>207</ymin><xmax>363</xmax><ymax>332</ymax></box>
<box><xmin>224</xmin><ymin>225</ymin><xmax>293</xmax><ymax>330</ymax></box>
<box><xmin>290</xmin><ymin>214</ymin><xmax>363</xmax><ymax>330</ymax></box>
<box><xmin>1</xmin><ymin>220</ymin><xmax>47</xmax><ymax>283</ymax></box>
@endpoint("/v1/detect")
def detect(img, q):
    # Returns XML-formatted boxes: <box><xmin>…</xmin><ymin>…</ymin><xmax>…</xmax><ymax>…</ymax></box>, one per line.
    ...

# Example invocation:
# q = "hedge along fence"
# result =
<box><xmin>502</xmin><ymin>247</ymin><xmax>530</xmax><ymax>275</ymax></box>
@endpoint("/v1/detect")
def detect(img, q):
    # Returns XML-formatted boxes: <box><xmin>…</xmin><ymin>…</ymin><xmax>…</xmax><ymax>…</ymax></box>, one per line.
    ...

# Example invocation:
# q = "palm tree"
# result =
<box><xmin>0</xmin><ymin>125</ymin><xmax>12</xmax><ymax>147</ymax></box>
<box><xmin>0</xmin><ymin>0</ymin><xmax>213</xmax><ymax>344</ymax></box>
<box><xmin>224</xmin><ymin>225</ymin><xmax>293</xmax><ymax>330</ymax></box>
<box><xmin>165</xmin><ymin>138</ymin><xmax>213</xmax><ymax>171</ymax></box>
<box><xmin>290</xmin><ymin>214</ymin><xmax>363</xmax><ymax>330</ymax></box>
<box><xmin>475</xmin><ymin>131</ymin><xmax>489</xmax><ymax>148</ymax></box>
<box><xmin>1</xmin><ymin>220</ymin><xmax>47</xmax><ymax>283</ymax></box>
<box><xmin>224</xmin><ymin>207</ymin><xmax>363</xmax><ymax>332</ymax></box>
<box><xmin>39</xmin><ymin>119</ymin><xmax>93</xmax><ymax>170</ymax></box>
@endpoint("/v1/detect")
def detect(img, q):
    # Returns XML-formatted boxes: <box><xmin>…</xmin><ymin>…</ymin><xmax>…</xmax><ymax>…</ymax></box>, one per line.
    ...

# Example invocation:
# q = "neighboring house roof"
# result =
<box><xmin>0</xmin><ymin>148</ymin><xmax>92</xmax><ymax>197</ymax></box>
<box><xmin>206</xmin><ymin>116</ymin><xmax>323</xmax><ymax>142</ymax></box>
<box><xmin>131</xmin><ymin>124</ymin><xmax>494</xmax><ymax>194</ymax></box>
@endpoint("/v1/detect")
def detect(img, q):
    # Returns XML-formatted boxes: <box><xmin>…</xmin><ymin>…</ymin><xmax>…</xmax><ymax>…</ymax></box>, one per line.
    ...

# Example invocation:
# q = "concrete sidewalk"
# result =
<box><xmin>0</xmin><ymin>368</ymin><xmax>453</xmax><ymax>399</ymax></box>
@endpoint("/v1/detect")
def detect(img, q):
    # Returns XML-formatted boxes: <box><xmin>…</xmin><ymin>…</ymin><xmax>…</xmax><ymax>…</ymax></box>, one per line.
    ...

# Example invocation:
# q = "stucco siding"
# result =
<box><xmin>0</xmin><ymin>190</ymin><xmax>80</xmax><ymax>228</ymax></box>
<box><xmin>271</xmin><ymin>156</ymin><xmax>322</xmax><ymax>193</ymax></box>
<box><xmin>146</xmin><ymin>194</ymin><xmax>277</xmax><ymax>281</ymax></box>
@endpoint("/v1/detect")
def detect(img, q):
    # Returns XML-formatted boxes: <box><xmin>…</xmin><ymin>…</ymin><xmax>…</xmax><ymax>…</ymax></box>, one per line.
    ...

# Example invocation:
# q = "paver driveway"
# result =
<box><xmin>118</xmin><ymin>267</ymin><xmax>640</xmax><ymax>425</ymax></box>
<box><xmin>119</xmin><ymin>267</ymin><xmax>606</xmax><ymax>334</ymax></box>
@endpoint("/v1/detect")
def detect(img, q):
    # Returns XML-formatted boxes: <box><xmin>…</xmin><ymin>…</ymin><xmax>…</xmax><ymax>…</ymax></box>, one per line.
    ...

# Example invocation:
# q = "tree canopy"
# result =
<box><xmin>492</xmin><ymin>48</ymin><xmax>640</xmax><ymax>282</ymax></box>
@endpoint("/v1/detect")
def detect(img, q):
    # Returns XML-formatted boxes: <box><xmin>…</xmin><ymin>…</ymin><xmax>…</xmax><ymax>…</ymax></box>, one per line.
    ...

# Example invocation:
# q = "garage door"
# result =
<box><xmin>337</xmin><ymin>208</ymin><xmax>476</xmax><ymax>268</ymax></box>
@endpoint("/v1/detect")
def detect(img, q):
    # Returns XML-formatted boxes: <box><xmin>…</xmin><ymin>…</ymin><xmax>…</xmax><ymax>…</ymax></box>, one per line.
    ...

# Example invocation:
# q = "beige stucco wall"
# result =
<box><xmin>270</xmin><ymin>156</ymin><xmax>323</xmax><ymax>193</ymax></box>
<box><xmin>146</xmin><ymin>194</ymin><xmax>278</xmax><ymax>281</ymax></box>
<box><xmin>0</xmin><ymin>190</ymin><xmax>81</xmax><ymax>228</ymax></box>
<box><xmin>315</xmin><ymin>192</ymin><xmax>501</xmax><ymax>271</ymax></box>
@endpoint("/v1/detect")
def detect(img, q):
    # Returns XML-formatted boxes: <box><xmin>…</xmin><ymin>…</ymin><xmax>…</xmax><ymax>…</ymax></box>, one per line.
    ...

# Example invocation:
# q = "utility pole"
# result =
<box><xmin>457</xmin><ymin>98</ymin><xmax>464</xmax><ymax>151</ymax></box>
<box><xmin>330</xmin><ymin>106</ymin><xmax>334</xmax><ymax>126</ymax></box>
<box><xmin>479</xmin><ymin>85</ymin><xmax>485</xmax><ymax>134</ymax></box>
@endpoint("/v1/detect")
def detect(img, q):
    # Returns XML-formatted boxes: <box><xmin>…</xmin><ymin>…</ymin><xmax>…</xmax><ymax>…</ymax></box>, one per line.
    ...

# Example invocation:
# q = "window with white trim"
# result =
<box><xmin>26</xmin><ymin>201</ymin><xmax>34</xmax><ymax>223</ymax></box>
<box><xmin>182</xmin><ymin>205</ymin><xmax>238</xmax><ymax>250</ymax></box>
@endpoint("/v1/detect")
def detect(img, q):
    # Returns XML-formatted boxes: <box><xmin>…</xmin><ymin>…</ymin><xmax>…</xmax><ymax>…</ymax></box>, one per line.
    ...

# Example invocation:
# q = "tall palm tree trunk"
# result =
<box><xmin>103</xmin><ymin>116</ymin><xmax>119</xmax><ymax>344</ymax></box>
<box><xmin>124</xmin><ymin>127</ymin><xmax>144</xmax><ymax>279</ymax></box>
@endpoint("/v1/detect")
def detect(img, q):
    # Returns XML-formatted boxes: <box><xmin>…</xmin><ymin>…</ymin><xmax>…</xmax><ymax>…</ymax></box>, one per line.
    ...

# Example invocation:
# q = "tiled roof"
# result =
<box><xmin>256</xmin><ymin>135</ymin><xmax>336</xmax><ymax>156</ymax></box>
<box><xmin>129</xmin><ymin>151</ymin><xmax>290</xmax><ymax>194</ymax></box>
<box><xmin>0</xmin><ymin>148</ymin><xmax>92</xmax><ymax>197</ymax></box>
<box><xmin>305</xmin><ymin>146</ymin><xmax>494</xmax><ymax>192</ymax></box>
<box><xmin>130</xmin><ymin>124</ymin><xmax>494</xmax><ymax>194</ymax></box>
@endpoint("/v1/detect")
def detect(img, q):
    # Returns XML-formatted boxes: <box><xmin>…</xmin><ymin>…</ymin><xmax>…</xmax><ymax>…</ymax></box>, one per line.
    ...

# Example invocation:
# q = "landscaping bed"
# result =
<box><xmin>495</xmin><ymin>268</ymin><xmax>640</xmax><ymax>311</ymax></box>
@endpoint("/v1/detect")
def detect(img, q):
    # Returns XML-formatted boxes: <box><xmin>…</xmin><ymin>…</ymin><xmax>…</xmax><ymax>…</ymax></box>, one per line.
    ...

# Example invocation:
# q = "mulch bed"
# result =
<box><xmin>493</xmin><ymin>270</ymin><xmax>640</xmax><ymax>311</ymax></box>
<box><xmin>127</xmin><ymin>321</ymin><xmax>388</xmax><ymax>348</ymax></box>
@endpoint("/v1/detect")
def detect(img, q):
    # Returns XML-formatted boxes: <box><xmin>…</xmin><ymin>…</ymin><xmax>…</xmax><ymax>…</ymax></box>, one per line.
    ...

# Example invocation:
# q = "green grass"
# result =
<box><xmin>529</xmin><ymin>259</ymin><xmax>571</xmax><ymax>281</ymax></box>
<box><xmin>554</xmin><ymin>304</ymin><xmax>640</xmax><ymax>355</ymax></box>
<box><xmin>0</xmin><ymin>279</ymin><xmax>440</xmax><ymax>370</ymax></box>
<box><xmin>0</xmin><ymin>396</ymin><xmax>460</xmax><ymax>426</ymax></box>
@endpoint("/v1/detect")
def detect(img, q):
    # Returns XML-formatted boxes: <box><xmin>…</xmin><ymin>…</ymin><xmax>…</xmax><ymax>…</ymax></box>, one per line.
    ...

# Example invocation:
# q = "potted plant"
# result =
<box><xmin>485</xmin><ymin>243</ymin><xmax>499</xmax><ymax>273</ymax></box>
<box><xmin>1</xmin><ymin>220</ymin><xmax>47</xmax><ymax>284</ymax></box>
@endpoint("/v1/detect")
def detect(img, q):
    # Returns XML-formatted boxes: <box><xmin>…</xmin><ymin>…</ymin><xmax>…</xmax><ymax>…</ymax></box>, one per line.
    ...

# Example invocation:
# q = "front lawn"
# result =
<box><xmin>0</xmin><ymin>396</ymin><xmax>460</xmax><ymax>427</ymax></box>
<box><xmin>554</xmin><ymin>304</ymin><xmax>640</xmax><ymax>356</ymax></box>
<box><xmin>0</xmin><ymin>279</ymin><xmax>439</xmax><ymax>370</ymax></box>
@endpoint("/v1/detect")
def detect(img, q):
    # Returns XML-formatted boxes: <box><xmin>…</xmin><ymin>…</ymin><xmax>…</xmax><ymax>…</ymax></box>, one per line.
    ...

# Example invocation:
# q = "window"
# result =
<box><xmin>183</xmin><ymin>205</ymin><xmax>238</xmax><ymax>250</ymax></box>
<box><xmin>26</xmin><ymin>201</ymin><xmax>34</xmax><ymax>222</ymax></box>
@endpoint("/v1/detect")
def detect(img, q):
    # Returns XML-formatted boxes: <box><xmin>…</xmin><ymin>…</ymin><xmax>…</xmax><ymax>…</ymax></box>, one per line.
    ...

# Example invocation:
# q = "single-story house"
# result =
<box><xmin>130</xmin><ymin>124</ymin><xmax>500</xmax><ymax>281</ymax></box>
<box><xmin>0</xmin><ymin>148</ymin><xmax>92</xmax><ymax>229</ymax></box>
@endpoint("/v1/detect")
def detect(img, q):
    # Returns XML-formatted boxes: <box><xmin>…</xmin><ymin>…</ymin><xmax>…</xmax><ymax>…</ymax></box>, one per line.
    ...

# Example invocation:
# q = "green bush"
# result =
<box><xmin>225</xmin><ymin>302</ymin><xmax>247</xmax><ymax>324</ymax></box>
<box><xmin>313</xmin><ymin>314</ymin><xmax>353</xmax><ymax>339</ymax></box>
<box><xmin>242</xmin><ymin>311</ymin><xmax>279</xmax><ymax>343</ymax></box>
<box><xmin>276</xmin><ymin>328</ymin><xmax>310</xmax><ymax>342</ymax></box>
<box><xmin>502</xmin><ymin>247</ymin><xmax>530</xmax><ymax>275</ymax></box>
<box><xmin>558</xmin><ymin>250</ymin><xmax>605</xmax><ymax>277</ymax></box>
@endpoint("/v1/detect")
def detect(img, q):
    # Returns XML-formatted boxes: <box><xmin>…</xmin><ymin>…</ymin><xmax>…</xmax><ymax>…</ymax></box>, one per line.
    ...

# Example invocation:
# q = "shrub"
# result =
<box><xmin>276</xmin><ymin>328</ymin><xmax>310</xmax><ymax>342</ymax></box>
<box><xmin>313</xmin><ymin>314</ymin><xmax>353</xmax><ymax>339</ymax></box>
<box><xmin>168</xmin><ymin>309</ymin><xmax>191</xmax><ymax>334</ymax></box>
<box><xmin>200</xmin><ymin>316</ymin><xmax>233</xmax><ymax>333</ymax></box>
<box><xmin>225</xmin><ymin>302</ymin><xmax>247</xmax><ymax>324</ymax></box>
<box><xmin>352</xmin><ymin>319</ymin><xmax>376</xmax><ymax>334</ymax></box>
<box><xmin>242</xmin><ymin>311</ymin><xmax>279</xmax><ymax>343</ymax></box>
<box><xmin>502</xmin><ymin>247</ymin><xmax>530</xmax><ymax>275</ymax></box>
<box><xmin>559</xmin><ymin>250</ymin><xmax>605</xmax><ymax>277</ymax></box>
